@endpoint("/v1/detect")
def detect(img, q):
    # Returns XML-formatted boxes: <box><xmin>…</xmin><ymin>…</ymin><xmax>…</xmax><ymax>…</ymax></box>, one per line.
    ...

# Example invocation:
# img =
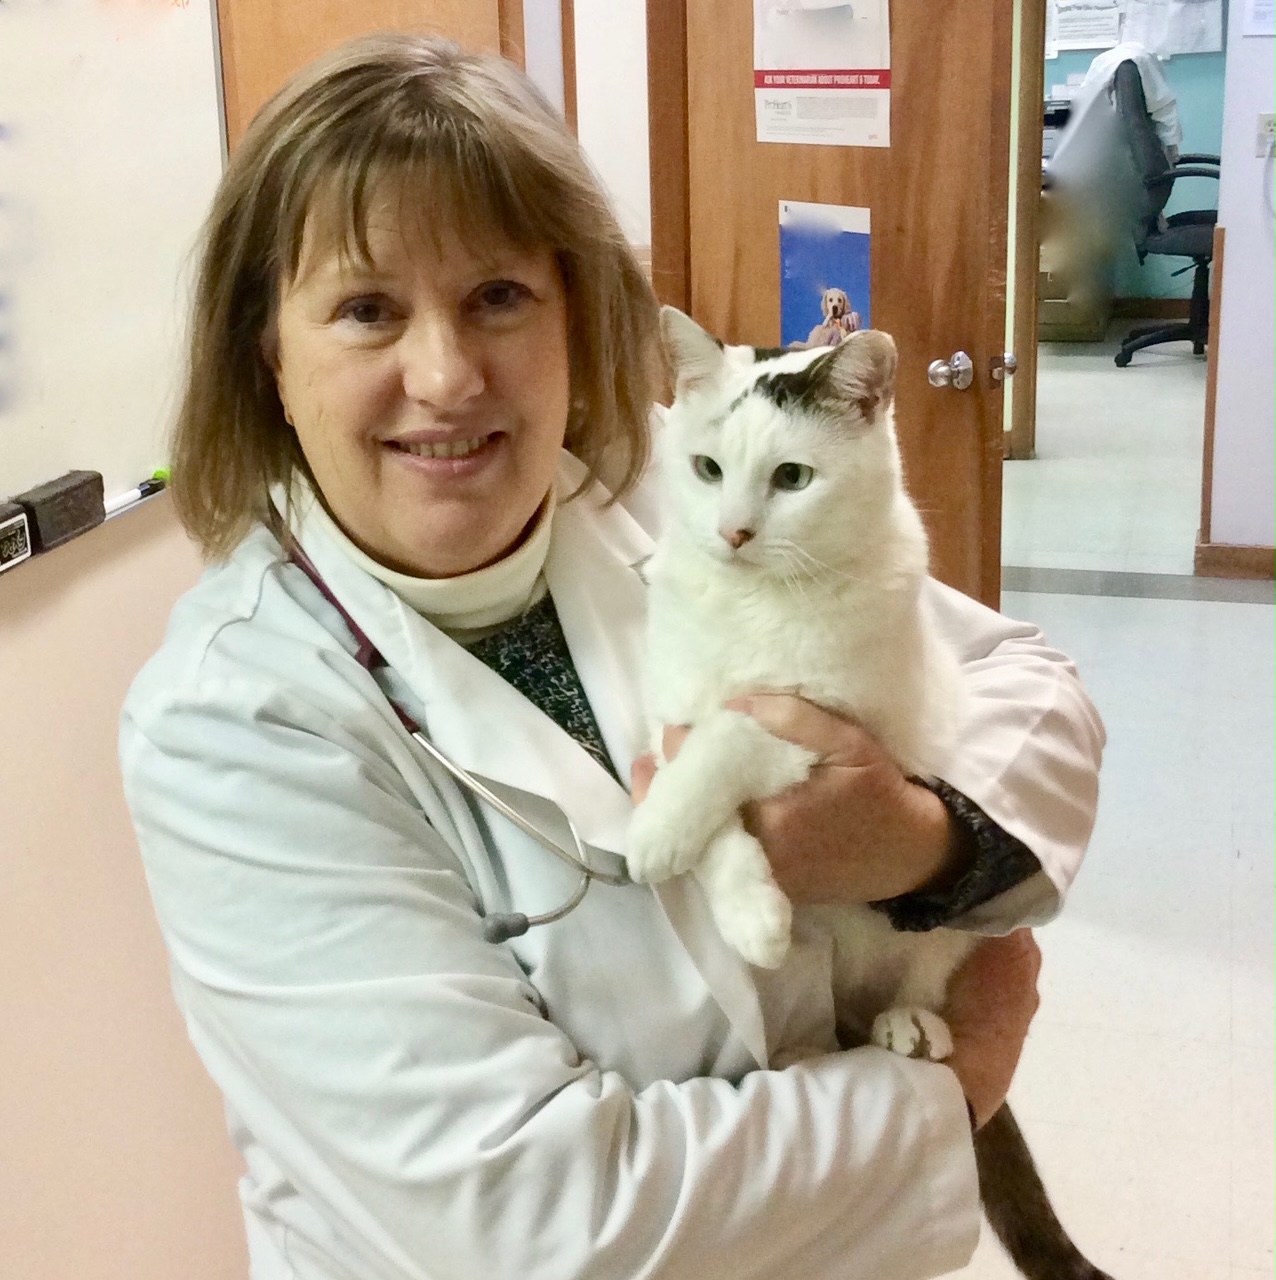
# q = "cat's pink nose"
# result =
<box><xmin>720</xmin><ymin>527</ymin><xmax>755</xmax><ymax>550</ymax></box>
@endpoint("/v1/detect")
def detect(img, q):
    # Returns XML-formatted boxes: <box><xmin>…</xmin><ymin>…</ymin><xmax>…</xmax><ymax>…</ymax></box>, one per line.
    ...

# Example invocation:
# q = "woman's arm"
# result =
<box><xmin>122</xmin><ymin>674</ymin><xmax>981</xmax><ymax>1280</ymax></box>
<box><xmin>657</xmin><ymin>584</ymin><xmax>1104</xmax><ymax>934</ymax></box>
<box><xmin>922</xmin><ymin>579</ymin><xmax>1105</xmax><ymax>931</ymax></box>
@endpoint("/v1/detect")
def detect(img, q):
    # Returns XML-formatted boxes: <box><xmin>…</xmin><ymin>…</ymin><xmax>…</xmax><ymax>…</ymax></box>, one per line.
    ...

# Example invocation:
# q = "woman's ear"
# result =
<box><xmin>660</xmin><ymin>306</ymin><xmax>726</xmax><ymax>398</ymax></box>
<box><xmin>259</xmin><ymin>318</ymin><xmax>293</xmax><ymax>425</ymax></box>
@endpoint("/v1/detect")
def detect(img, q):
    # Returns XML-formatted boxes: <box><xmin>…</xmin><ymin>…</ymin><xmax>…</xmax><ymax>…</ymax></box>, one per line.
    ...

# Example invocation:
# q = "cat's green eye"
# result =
<box><xmin>772</xmin><ymin>462</ymin><xmax>814</xmax><ymax>491</ymax></box>
<box><xmin>692</xmin><ymin>455</ymin><xmax>723</xmax><ymax>483</ymax></box>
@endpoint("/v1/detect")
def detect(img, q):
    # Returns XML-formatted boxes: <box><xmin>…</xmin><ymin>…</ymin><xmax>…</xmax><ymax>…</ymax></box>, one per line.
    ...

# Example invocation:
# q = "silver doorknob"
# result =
<box><xmin>927</xmin><ymin>351</ymin><xmax>974</xmax><ymax>390</ymax></box>
<box><xmin>990</xmin><ymin>352</ymin><xmax>1018</xmax><ymax>383</ymax></box>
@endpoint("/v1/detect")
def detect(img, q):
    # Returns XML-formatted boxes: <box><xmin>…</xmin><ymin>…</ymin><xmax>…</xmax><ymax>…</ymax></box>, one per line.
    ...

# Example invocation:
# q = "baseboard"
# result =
<box><xmin>1194</xmin><ymin>540</ymin><xmax>1275</xmax><ymax>579</ymax></box>
<box><xmin>1111</xmin><ymin>297</ymin><xmax>1191</xmax><ymax>320</ymax></box>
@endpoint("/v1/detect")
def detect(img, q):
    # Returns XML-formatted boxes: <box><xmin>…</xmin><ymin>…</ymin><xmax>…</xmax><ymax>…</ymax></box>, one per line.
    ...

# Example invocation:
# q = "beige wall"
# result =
<box><xmin>0</xmin><ymin>498</ymin><xmax>247</xmax><ymax>1279</ymax></box>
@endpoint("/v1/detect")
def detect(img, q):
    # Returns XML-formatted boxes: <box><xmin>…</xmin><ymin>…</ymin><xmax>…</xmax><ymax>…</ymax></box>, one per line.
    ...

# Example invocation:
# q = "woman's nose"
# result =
<box><xmin>400</xmin><ymin>317</ymin><xmax>485</xmax><ymax>409</ymax></box>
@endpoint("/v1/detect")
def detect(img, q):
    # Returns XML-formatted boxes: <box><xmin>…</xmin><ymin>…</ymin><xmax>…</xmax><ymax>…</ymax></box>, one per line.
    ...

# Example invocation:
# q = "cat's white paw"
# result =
<box><xmin>711</xmin><ymin>880</ymin><xmax>793</xmax><ymax>969</ymax></box>
<box><xmin>870</xmin><ymin>1007</ymin><xmax>954</xmax><ymax>1061</ymax></box>
<box><xmin>625</xmin><ymin>800</ymin><xmax>705</xmax><ymax>883</ymax></box>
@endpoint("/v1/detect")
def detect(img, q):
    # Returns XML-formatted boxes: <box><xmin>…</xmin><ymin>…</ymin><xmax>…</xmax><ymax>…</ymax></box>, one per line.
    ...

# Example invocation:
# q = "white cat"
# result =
<box><xmin>626</xmin><ymin>316</ymin><xmax>1122</xmax><ymax>1280</ymax></box>
<box><xmin>626</xmin><ymin>306</ymin><xmax>976</xmax><ymax>1062</ymax></box>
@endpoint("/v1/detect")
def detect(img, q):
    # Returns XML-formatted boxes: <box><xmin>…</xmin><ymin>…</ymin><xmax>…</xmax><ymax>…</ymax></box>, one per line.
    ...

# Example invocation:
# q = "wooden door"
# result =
<box><xmin>216</xmin><ymin>0</ymin><xmax>526</xmax><ymax>150</ymax></box>
<box><xmin>648</xmin><ymin>0</ymin><xmax>1018</xmax><ymax>607</ymax></box>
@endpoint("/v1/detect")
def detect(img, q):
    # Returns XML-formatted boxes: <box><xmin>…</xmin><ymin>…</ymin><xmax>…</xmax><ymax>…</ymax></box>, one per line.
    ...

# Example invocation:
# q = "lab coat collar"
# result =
<box><xmin>280</xmin><ymin>456</ymin><xmax>769</xmax><ymax>1068</ymax></box>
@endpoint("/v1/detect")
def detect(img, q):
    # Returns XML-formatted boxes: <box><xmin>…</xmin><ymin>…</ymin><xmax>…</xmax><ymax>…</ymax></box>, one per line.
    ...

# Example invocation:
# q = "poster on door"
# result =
<box><xmin>779</xmin><ymin>201</ymin><xmax>871</xmax><ymax>349</ymax></box>
<box><xmin>754</xmin><ymin>0</ymin><xmax>891</xmax><ymax>148</ymax></box>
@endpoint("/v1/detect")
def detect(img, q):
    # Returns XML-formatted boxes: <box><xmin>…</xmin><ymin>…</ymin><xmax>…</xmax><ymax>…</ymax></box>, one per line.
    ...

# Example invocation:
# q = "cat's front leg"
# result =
<box><xmin>626</xmin><ymin>708</ymin><xmax>817</xmax><ymax>884</ymax></box>
<box><xmin>870</xmin><ymin>930</ymin><xmax>978</xmax><ymax>1062</ymax></box>
<box><xmin>695</xmin><ymin>815</ymin><xmax>793</xmax><ymax>969</ymax></box>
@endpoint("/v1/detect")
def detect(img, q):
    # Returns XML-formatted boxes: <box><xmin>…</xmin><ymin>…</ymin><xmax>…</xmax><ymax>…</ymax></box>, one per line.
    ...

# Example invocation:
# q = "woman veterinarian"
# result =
<box><xmin>120</xmin><ymin>33</ymin><xmax>1104</xmax><ymax>1280</ymax></box>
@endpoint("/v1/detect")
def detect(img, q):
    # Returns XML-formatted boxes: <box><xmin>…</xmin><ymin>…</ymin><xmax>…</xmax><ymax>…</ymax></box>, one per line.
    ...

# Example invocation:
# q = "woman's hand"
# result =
<box><xmin>942</xmin><ymin>930</ymin><xmax>1042</xmax><ymax>1129</ymax></box>
<box><xmin>630</xmin><ymin>693</ymin><xmax>973</xmax><ymax>905</ymax></box>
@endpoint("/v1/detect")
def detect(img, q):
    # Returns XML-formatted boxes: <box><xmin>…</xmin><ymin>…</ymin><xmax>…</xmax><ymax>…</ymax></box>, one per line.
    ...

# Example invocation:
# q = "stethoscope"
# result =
<box><xmin>286</xmin><ymin>540</ymin><xmax>632</xmax><ymax>945</ymax></box>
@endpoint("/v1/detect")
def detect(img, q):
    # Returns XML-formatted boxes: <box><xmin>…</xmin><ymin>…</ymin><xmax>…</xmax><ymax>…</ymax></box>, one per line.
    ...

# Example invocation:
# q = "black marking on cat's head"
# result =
<box><xmin>750</xmin><ymin>346</ymin><xmax>790</xmax><ymax>362</ymax></box>
<box><xmin>753</xmin><ymin>362</ymin><xmax>826</xmax><ymax>413</ymax></box>
<box><xmin>753</xmin><ymin>330</ymin><xmax>897</xmax><ymax>424</ymax></box>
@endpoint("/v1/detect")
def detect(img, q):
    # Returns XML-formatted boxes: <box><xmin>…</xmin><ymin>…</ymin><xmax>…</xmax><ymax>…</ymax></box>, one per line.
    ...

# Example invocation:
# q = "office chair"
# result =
<box><xmin>1111</xmin><ymin>58</ymin><xmax>1220</xmax><ymax>367</ymax></box>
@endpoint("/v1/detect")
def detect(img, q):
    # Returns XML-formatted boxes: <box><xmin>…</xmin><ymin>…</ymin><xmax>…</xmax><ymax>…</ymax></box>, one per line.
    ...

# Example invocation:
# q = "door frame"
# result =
<box><xmin>1006</xmin><ymin>0</ymin><xmax>1046</xmax><ymax>461</ymax></box>
<box><xmin>646</xmin><ymin>0</ymin><xmax>690</xmax><ymax>311</ymax></box>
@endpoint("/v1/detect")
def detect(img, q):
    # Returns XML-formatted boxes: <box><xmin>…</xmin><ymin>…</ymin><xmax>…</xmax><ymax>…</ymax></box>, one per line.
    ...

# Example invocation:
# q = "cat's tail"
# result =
<box><xmin>974</xmin><ymin>1103</ymin><xmax>1117</xmax><ymax>1280</ymax></box>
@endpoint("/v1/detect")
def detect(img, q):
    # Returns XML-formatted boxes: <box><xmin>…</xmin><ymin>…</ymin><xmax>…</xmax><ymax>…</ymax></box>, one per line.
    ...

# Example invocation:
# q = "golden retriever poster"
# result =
<box><xmin>779</xmin><ymin>200</ymin><xmax>871</xmax><ymax>350</ymax></box>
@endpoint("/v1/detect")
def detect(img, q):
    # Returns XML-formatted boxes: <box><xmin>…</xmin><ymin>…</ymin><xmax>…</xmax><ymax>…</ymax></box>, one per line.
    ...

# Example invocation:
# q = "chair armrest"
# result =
<box><xmin>1178</xmin><ymin>153</ymin><xmax>1221</xmax><ymax>166</ymax></box>
<box><xmin>1147</xmin><ymin>165</ymin><xmax>1221</xmax><ymax>189</ymax></box>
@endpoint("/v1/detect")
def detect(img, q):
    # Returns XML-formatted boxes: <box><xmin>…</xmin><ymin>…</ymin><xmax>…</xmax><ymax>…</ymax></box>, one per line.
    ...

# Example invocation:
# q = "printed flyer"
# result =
<box><xmin>754</xmin><ymin>0</ymin><xmax>891</xmax><ymax>148</ymax></box>
<box><xmin>779</xmin><ymin>201</ymin><xmax>871</xmax><ymax>350</ymax></box>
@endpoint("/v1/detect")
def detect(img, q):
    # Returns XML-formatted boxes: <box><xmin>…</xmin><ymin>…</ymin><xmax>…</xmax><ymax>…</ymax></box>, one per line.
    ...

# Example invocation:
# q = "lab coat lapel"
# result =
<box><xmin>287</xmin><ymin>480</ymin><xmax>632</xmax><ymax>855</ymax></box>
<box><xmin>287</xmin><ymin>463</ymin><xmax>769</xmax><ymax>1069</ymax></box>
<box><xmin>546</xmin><ymin>460</ymin><xmax>770</xmax><ymax>1070</ymax></box>
<box><xmin>542</xmin><ymin>464</ymin><xmax>652</xmax><ymax>809</ymax></box>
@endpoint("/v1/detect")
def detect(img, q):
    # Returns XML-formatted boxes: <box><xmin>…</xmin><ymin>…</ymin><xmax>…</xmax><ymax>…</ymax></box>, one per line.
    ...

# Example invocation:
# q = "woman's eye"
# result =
<box><xmin>772</xmin><ymin>462</ymin><xmax>813</xmax><ymax>491</ymax></box>
<box><xmin>692</xmin><ymin>455</ymin><xmax>722</xmax><ymax>483</ymax></box>
<box><xmin>475</xmin><ymin>280</ymin><xmax>531</xmax><ymax>311</ymax></box>
<box><xmin>338</xmin><ymin>297</ymin><xmax>393</xmax><ymax>326</ymax></box>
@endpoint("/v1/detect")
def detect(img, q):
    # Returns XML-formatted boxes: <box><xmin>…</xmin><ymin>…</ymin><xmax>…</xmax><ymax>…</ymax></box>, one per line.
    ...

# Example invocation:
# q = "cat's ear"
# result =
<box><xmin>823</xmin><ymin>329</ymin><xmax>898</xmax><ymax>421</ymax></box>
<box><xmin>661</xmin><ymin>306</ymin><xmax>727</xmax><ymax>397</ymax></box>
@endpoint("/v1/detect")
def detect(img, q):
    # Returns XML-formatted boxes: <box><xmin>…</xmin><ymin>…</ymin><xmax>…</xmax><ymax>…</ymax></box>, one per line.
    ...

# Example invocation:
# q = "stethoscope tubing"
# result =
<box><xmin>283</xmin><ymin>537</ymin><xmax>629</xmax><ymax>944</ymax></box>
<box><xmin>405</xmin><ymin>726</ymin><xmax>629</xmax><ymax>888</ymax></box>
<box><xmin>404</xmin><ymin>725</ymin><xmax>629</xmax><ymax>942</ymax></box>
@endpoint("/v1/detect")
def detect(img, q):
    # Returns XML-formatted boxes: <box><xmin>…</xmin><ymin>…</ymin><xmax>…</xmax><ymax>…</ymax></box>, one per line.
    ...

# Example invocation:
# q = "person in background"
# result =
<box><xmin>1040</xmin><ymin>40</ymin><xmax>1183</xmax><ymax>314</ymax></box>
<box><xmin>120</xmin><ymin>33</ymin><xmax>1103</xmax><ymax>1280</ymax></box>
<box><xmin>1074</xmin><ymin>41</ymin><xmax>1182</xmax><ymax>163</ymax></box>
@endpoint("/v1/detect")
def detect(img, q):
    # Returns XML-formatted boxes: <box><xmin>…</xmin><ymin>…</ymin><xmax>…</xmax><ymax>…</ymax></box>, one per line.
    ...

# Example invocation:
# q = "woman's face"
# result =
<box><xmin>271</xmin><ymin>196</ymin><xmax>571</xmax><ymax>578</ymax></box>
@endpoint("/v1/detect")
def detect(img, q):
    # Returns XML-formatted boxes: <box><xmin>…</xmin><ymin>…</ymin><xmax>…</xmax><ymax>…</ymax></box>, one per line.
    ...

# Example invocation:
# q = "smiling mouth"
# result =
<box><xmin>389</xmin><ymin>434</ymin><xmax>494</xmax><ymax>459</ymax></box>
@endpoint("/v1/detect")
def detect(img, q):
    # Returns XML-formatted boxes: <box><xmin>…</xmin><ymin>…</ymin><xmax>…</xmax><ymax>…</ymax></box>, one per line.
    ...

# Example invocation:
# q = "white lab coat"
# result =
<box><xmin>120</xmin><ymin>453</ymin><xmax>1104</xmax><ymax>1280</ymax></box>
<box><xmin>1077</xmin><ymin>42</ymin><xmax>1182</xmax><ymax>153</ymax></box>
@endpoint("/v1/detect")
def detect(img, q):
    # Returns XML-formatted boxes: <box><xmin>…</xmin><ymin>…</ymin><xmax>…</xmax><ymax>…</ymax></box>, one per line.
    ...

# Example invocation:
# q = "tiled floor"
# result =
<box><xmin>946</xmin><ymin>593</ymin><xmax>1274</xmax><ymax>1280</ymax></box>
<box><xmin>959</xmin><ymin>336</ymin><xmax>1275</xmax><ymax>1279</ymax></box>
<box><xmin>1002</xmin><ymin>323</ymin><xmax>1207</xmax><ymax>576</ymax></box>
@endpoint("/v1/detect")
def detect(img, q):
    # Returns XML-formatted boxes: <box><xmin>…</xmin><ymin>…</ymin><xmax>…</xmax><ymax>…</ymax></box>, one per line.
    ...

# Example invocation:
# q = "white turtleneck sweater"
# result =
<box><xmin>304</xmin><ymin>487</ymin><xmax>556</xmax><ymax>644</ymax></box>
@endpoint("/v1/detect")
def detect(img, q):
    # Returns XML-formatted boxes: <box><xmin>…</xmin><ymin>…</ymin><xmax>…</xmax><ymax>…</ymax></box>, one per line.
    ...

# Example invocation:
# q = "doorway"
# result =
<box><xmin>1002</xmin><ymin>24</ymin><xmax>1227</xmax><ymax>582</ymax></box>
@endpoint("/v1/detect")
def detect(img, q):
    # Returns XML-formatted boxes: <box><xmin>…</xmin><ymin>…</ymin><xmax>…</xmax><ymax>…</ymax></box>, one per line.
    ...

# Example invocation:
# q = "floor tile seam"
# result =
<box><xmin>1002</xmin><ymin>568</ymin><xmax>1276</xmax><ymax>604</ymax></box>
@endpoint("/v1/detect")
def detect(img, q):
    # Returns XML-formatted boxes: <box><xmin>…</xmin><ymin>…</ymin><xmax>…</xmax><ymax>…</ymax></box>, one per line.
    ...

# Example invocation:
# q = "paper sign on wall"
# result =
<box><xmin>779</xmin><ymin>201</ymin><xmax>871</xmax><ymax>349</ymax></box>
<box><xmin>1120</xmin><ymin>0</ymin><xmax>1224</xmax><ymax>54</ymax></box>
<box><xmin>1052</xmin><ymin>0</ymin><xmax>1122</xmax><ymax>51</ymax></box>
<box><xmin>754</xmin><ymin>0</ymin><xmax>891</xmax><ymax>148</ymax></box>
<box><xmin>1242</xmin><ymin>0</ymin><xmax>1276</xmax><ymax>36</ymax></box>
<box><xmin>1046</xmin><ymin>0</ymin><xmax>1225</xmax><ymax>56</ymax></box>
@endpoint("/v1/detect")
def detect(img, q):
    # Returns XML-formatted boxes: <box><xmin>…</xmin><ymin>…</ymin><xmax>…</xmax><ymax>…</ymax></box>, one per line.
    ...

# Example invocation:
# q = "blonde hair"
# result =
<box><xmin>171</xmin><ymin>32</ymin><xmax>660</xmax><ymax>559</ymax></box>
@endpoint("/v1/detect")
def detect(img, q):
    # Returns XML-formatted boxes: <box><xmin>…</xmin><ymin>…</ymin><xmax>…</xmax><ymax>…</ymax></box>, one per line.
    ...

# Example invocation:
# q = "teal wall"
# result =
<box><xmin>1046</xmin><ymin>48</ymin><xmax>1228</xmax><ymax>298</ymax></box>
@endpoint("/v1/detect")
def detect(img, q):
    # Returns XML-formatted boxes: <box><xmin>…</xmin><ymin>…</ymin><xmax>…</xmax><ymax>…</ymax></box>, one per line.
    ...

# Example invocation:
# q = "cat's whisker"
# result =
<box><xmin>774</xmin><ymin>549</ymin><xmax>821</xmax><ymax>610</ymax></box>
<box><xmin>780</xmin><ymin>561</ymin><xmax>812</xmax><ymax>609</ymax></box>
<box><xmin>774</xmin><ymin>539</ymin><xmax>869</xmax><ymax>587</ymax></box>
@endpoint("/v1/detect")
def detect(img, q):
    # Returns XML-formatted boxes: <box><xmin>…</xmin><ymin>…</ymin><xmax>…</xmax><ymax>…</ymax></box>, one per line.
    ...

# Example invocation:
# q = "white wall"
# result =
<box><xmin>0</xmin><ymin>0</ymin><xmax>223</xmax><ymax>500</ymax></box>
<box><xmin>522</xmin><ymin>0</ymin><xmax>566</xmax><ymax>118</ymax></box>
<box><xmin>1209</xmin><ymin>24</ymin><xmax>1275</xmax><ymax>548</ymax></box>
<box><xmin>572</xmin><ymin>0</ymin><xmax>652</xmax><ymax>247</ymax></box>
